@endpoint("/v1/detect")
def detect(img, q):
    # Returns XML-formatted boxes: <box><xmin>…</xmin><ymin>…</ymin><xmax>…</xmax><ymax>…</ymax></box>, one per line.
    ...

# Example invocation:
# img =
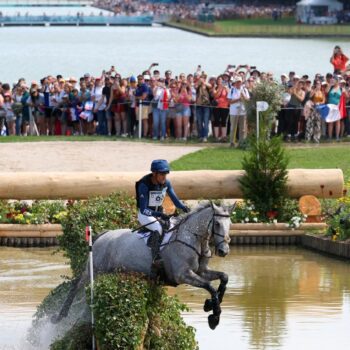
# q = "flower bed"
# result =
<box><xmin>230</xmin><ymin>199</ymin><xmax>307</xmax><ymax>229</ymax></box>
<box><xmin>0</xmin><ymin>200</ymin><xmax>67</xmax><ymax>225</ymax></box>
<box><xmin>322</xmin><ymin>179</ymin><xmax>350</xmax><ymax>241</ymax></box>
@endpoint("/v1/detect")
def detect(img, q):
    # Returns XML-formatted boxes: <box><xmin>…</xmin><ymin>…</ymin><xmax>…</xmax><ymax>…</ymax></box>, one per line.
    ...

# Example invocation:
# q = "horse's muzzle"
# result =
<box><xmin>216</xmin><ymin>244</ymin><xmax>229</xmax><ymax>257</ymax></box>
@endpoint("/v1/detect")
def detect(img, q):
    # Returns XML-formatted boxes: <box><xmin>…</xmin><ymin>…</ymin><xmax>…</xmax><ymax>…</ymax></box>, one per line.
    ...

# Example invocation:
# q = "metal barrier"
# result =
<box><xmin>1</xmin><ymin>99</ymin><xmax>349</xmax><ymax>138</ymax></box>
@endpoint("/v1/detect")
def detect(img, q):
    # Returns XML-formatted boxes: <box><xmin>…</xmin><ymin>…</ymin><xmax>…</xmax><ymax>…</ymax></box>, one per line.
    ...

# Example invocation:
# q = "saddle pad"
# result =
<box><xmin>136</xmin><ymin>231</ymin><xmax>173</xmax><ymax>251</ymax></box>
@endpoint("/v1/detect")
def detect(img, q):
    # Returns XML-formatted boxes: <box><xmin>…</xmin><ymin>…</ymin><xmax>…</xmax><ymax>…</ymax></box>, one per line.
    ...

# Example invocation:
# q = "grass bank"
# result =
<box><xmin>170</xmin><ymin>145</ymin><xmax>350</xmax><ymax>174</ymax></box>
<box><xmin>167</xmin><ymin>18</ymin><xmax>350</xmax><ymax>38</ymax></box>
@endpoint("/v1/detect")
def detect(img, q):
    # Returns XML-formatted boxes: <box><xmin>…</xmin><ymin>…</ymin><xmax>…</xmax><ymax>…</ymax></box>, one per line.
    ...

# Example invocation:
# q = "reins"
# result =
<box><xmin>168</xmin><ymin>206</ymin><xmax>231</xmax><ymax>258</ymax></box>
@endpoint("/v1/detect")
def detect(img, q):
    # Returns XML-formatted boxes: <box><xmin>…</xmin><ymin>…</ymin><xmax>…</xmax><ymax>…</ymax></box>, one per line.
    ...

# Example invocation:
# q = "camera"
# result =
<box><xmin>250</xmin><ymin>66</ymin><xmax>257</xmax><ymax>70</ymax></box>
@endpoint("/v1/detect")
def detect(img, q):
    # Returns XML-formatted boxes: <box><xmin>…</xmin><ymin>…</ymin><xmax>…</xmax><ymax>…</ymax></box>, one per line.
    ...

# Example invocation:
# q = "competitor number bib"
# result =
<box><xmin>149</xmin><ymin>188</ymin><xmax>167</xmax><ymax>207</ymax></box>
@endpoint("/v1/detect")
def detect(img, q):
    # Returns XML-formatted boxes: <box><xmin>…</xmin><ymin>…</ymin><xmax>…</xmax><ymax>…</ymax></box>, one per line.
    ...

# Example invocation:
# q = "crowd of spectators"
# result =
<box><xmin>92</xmin><ymin>0</ymin><xmax>294</xmax><ymax>21</ymax></box>
<box><xmin>0</xmin><ymin>46</ymin><xmax>349</xmax><ymax>144</ymax></box>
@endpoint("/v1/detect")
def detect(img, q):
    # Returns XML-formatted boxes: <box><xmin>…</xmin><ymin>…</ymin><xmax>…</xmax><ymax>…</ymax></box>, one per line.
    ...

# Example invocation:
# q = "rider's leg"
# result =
<box><xmin>137</xmin><ymin>211</ymin><xmax>163</xmax><ymax>264</ymax></box>
<box><xmin>137</xmin><ymin>211</ymin><xmax>163</xmax><ymax>234</ymax></box>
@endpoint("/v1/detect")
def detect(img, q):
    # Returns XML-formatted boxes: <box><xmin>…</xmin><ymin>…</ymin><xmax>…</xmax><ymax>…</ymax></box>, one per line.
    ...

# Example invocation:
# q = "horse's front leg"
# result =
<box><xmin>177</xmin><ymin>270</ymin><xmax>221</xmax><ymax>330</ymax></box>
<box><xmin>199</xmin><ymin>269</ymin><xmax>228</xmax><ymax>312</ymax></box>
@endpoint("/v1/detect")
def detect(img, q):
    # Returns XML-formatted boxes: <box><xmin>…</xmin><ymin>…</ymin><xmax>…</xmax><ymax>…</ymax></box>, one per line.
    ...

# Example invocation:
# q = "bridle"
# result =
<box><xmin>170</xmin><ymin>205</ymin><xmax>231</xmax><ymax>258</ymax></box>
<box><xmin>209</xmin><ymin>212</ymin><xmax>231</xmax><ymax>251</ymax></box>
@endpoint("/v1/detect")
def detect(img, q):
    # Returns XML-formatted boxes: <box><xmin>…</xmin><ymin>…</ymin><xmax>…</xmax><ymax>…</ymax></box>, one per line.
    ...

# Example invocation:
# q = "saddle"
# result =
<box><xmin>136</xmin><ymin>230</ymin><xmax>173</xmax><ymax>250</ymax></box>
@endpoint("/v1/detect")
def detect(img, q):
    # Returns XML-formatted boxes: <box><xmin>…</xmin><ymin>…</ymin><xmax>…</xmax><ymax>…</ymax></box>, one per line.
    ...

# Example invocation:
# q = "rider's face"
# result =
<box><xmin>155</xmin><ymin>172</ymin><xmax>167</xmax><ymax>185</ymax></box>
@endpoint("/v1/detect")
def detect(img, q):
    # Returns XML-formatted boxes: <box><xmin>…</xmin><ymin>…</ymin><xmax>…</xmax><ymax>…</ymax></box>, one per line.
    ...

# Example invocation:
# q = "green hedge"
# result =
<box><xmin>92</xmin><ymin>273</ymin><xmax>198</xmax><ymax>350</ymax></box>
<box><xmin>47</xmin><ymin>274</ymin><xmax>198</xmax><ymax>350</ymax></box>
<box><xmin>59</xmin><ymin>193</ymin><xmax>138</xmax><ymax>277</ymax></box>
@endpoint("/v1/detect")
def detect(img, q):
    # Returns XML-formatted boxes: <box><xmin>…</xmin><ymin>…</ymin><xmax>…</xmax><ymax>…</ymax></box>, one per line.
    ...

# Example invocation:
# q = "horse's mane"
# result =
<box><xmin>171</xmin><ymin>202</ymin><xmax>211</xmax><ymax>227</ymax></box>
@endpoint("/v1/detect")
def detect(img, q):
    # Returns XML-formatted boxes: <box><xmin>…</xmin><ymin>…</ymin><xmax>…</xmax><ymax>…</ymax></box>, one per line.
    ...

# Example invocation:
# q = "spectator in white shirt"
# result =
<box><xmin>227</xmin><ymin>76</ymin><xmax>250</xmax><ymax>147</ymax></box>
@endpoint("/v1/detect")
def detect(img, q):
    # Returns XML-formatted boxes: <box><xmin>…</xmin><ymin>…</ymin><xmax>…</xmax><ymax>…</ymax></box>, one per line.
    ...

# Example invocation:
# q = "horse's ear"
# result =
<box><xmin>227</xmin><ymin>202</ymin><xmax>237</xmax><ymax>214</ymax></box>
<box><xmin>210</xmin><ymin>201</ymin><xmax>220</xmax><ymax>211</ymax></box>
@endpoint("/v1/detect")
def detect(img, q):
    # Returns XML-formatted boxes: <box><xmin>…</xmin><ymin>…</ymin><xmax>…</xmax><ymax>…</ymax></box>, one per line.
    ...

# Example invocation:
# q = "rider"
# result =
<box><xmin>136</xmin><ymin>159</ymin><xmax>190</xmax><ymax>274</ymax></box>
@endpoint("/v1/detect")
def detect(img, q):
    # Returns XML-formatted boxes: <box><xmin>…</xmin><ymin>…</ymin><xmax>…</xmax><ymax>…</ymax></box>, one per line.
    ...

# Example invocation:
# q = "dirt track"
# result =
<box><xmin>0</xmin><ymin>141</ymin><xmax>202</xmax><ymax>172</ymax></box>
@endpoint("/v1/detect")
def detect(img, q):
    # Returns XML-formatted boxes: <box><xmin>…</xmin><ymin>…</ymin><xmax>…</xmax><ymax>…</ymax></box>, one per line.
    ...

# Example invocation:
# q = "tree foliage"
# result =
<box><xmin>240</xmin><ymin>135</ymin><xmax>289</xmax><ymax>220</ymax></box>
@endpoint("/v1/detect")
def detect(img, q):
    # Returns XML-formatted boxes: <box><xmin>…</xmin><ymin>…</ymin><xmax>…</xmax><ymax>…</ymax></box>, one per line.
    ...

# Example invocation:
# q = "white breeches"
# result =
<box><xmin>138</xmin><ymin>211</ymin><xmax>163</xmax><ymax>235</ymax></box>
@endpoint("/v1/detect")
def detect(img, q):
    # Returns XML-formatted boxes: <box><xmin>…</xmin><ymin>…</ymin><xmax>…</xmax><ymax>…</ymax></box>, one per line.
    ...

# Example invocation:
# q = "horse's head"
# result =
<box><xmin>210</xmin><ymin>202</ymin><xmax>233</xmax><ymax>257</ymax></box>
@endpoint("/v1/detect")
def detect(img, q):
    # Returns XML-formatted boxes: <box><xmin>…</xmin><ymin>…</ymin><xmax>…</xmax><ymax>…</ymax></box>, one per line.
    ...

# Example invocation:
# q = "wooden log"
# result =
<box><xmin>0</xmin><ymin>169</ymin><xmax>344</xmax><ymax>200</ymax></box>
<box><xmin>230</xmin><ymin>223</ymin><xmax>327</xmax><ymax>231</ymax></box>
<box><xmin>230</xmin><ymin>230</ymin><xmax>305</xmax><ymax>236</ymax></box>
<box><xmin>0</xmin><ymin>224</ymin><xmax>62</xmax><ymax>238</ymax></box>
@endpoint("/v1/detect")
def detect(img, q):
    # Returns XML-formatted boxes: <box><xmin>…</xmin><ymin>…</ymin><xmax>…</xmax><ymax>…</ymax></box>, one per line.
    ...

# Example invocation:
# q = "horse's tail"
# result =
<box><xmin>51</xmin><ymin>272</ymin><xmax>87</xmax><ymax>324</ymax></box>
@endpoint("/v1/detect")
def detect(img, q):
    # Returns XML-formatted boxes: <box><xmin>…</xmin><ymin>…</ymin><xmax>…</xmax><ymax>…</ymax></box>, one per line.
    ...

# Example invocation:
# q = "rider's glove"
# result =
<box><xmin>160</xmin><ymin>213</ymin><xmax>170</xmax><ymax>221</ymax></box>
<box><xmin>183</xmin><ymin>206</ymin><xmax>191</xmax><ymax>213</ymax></box>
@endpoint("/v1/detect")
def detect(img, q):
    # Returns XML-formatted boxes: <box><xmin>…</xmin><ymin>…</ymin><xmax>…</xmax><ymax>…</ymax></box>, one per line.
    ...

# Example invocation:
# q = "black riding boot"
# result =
<box><xmin>148</xmin><ymin>230</ymin><xmax>162</xmax><ymax>279</ymax></box>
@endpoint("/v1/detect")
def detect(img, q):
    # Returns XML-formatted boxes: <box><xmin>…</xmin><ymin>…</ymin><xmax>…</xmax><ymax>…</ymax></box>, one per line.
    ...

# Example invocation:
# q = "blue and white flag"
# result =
<box><xmin>316</xmin><ymin>104</ymin><xmax>341</xmax><ymax>123</ymax></box>
<box><xmin>1</xmin><ymin>125</ymin><xmax>7</xmax><ymax>136</ymax></box>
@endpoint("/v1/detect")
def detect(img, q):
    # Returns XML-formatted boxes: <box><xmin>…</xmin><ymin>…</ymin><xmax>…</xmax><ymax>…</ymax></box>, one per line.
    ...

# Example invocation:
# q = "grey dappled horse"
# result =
<box><xmin>52</xmin><ymin>202</ymin><xmax>233</xmax><ymax>329</ymax></box>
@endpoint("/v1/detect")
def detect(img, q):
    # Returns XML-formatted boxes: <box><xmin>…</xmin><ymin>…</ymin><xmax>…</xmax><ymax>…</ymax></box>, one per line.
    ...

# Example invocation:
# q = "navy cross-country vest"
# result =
<box><xmin>135</xmin><ymin>174</ymin><xmax>167</xmax><ymax>212</ymax></box>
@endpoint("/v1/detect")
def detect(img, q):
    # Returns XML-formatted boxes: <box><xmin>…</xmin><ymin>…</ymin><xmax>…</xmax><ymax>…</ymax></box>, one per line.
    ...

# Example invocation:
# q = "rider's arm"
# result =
<box><xmin>166</xmin><ymin>181</ymin><xmax>186</xmax><ymax>211</ymax></box>
<box><xmin>138</xmin><ymin>183</ymin><xmax>162</xmax><ymax>217</ymax></box>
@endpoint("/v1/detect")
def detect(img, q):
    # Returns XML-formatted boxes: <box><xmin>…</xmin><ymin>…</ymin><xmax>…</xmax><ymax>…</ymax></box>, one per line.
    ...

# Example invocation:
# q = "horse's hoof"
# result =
<box><xmin>204</xmin><ymin>298</ymin><xmax>213</xmax><ymax>312</ymax></box>
<box><xmin>208</xmin><ymin>314</ymin><xmax>220</xmax><ymax>330</ymax></box>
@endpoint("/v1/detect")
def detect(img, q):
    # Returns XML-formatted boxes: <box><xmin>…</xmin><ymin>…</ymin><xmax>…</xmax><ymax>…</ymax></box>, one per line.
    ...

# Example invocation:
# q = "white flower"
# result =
<box><xmin>245</xmin><ymin>217</ymin><xmax>249</xmax><ymax>222</ymax></box>
<box><xmin>241</xmin><ymin>220</ymin><xmax>245</xmax><ymax>224</ymax></box>
<box><xmin>273</xmin><ymin>219</ymin><xmax>277</xmax><ymax>224</ymax></box>
<box><xmin>295</xmin><ymin>223</ymin><xmax>300</xmax><ymax>228</ymax></box>
<box><xmin>247</xmin><ymin>206</ymin><xmax>253</xmax><ymax>211</ymax></box>
<box><xmin>232</xmin><ymin>212</ymin><xmax>236</xmax><ymax>215</ymax></box>
<box><xmin>253</xmin><ymin>217</ymin><xmax>258</xmax><ymax>222</ymax></box>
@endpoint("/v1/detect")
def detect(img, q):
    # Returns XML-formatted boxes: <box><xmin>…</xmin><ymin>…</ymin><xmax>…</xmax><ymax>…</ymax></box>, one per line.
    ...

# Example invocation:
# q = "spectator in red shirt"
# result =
<box><xmin>330</xmin><ymin>46</ymin><xmax>349</xmax><ymax>75</ymax></box>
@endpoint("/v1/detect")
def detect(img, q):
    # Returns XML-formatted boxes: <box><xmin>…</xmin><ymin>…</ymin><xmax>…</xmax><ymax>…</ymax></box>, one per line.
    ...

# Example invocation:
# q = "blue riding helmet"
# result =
<box><xmin>151</xmin><ymin>159</ymin><xmax>170</xmax><ymax>174</ymax></box>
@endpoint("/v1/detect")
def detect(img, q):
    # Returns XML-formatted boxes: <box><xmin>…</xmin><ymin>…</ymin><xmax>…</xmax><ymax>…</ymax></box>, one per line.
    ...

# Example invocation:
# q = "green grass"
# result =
<box><xmin>217</xmin><ymin>18</ymin><xmax>296</xmax><ymax>27</ymax></box>
<box><xmin>169</xmin><ymin>18</ymin><xmax>350</xmax><ymax>37</ymax></box>
<box><xmin>170</xmin><ymin>146</ymin><xmax>350</xmax><ymax>174</ymax></box>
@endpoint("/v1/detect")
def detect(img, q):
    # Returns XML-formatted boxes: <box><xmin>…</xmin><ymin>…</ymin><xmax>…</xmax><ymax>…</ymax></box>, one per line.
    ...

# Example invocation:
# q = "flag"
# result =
<box><xmin>85</xmin><ymin>226</ymin><xmax>90</xmax><ymax>242</ymax></box>
<box><xmin>316</xmin><ymin>104</ymin><xmax>341</xmax><ymax>123</ymax></box>
<box><xmin>339</xmin><ymin>92</ymin><xmax>347</xmax><ymax>119</ymax></box>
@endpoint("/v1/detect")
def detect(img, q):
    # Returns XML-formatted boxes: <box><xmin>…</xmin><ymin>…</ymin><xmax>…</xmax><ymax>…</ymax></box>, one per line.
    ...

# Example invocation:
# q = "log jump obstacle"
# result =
<box><xmin>0</xmin><ymin>169</ymin><xmax>343</xmax><ymax>247</ymax></box>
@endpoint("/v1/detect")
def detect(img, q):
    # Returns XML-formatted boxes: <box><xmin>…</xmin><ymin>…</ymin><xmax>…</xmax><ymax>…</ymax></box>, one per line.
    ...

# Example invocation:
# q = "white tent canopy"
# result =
<box><xmin>296</xmin><ymin>0</ymin><xmax>343</xmax><ymax>24</ymax></box>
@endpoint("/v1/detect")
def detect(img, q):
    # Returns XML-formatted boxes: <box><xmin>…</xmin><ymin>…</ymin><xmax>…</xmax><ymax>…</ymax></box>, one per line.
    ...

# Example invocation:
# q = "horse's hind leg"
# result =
<box><xmin>51</xmin><ymin>273</ymin><xmax>87</xmax><ymax>324</ymax></box>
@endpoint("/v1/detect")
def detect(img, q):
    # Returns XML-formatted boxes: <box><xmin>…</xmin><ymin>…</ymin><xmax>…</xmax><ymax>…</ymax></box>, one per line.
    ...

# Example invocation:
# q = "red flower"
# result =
<box><xmin>6</xmin><ymin>212</ymin><xmax>13</xmax><ymax>219</ymax></box>
<box><xmin>267</xmin><ymin>210</ymin><xmax>278</xmax><ymax>219</ymax></box>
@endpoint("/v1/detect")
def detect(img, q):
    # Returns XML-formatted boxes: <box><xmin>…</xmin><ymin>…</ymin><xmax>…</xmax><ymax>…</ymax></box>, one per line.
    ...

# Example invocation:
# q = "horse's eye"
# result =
<box><xmin>215</xmin><ymin>221</ymin><xmax>220</xmax><ymax>227</ymax></box>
